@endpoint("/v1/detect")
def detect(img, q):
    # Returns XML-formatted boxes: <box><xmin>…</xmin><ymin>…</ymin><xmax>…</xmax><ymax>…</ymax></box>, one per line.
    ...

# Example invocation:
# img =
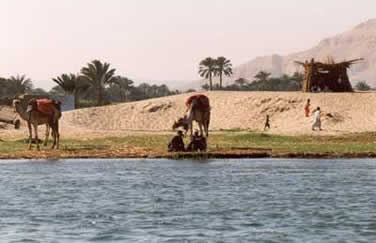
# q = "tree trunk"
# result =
<box><xmin>302</xmin><ymin>61</ymin><xmax>314</xmax><ymax>92</ymax></box>
<box><xmin>97</xmin><ymin>84</ymin><xmax>103</xmax><ymax>106</ymax></box>
<box><xmin>119</xmin><ymin>87</ymin><xmax>124</xmax><ymax>102</ymax></box>
<box><xmin>219</xmin><ymin>72</ymin><xmax>223</xmax><ymax>89</ymax></box>
<box><xmin>74</xmin><ymin>89</ymin><xmax>79</xmax><ymax>109</ymax></box>
<box><xmin>209</xmin><ymin>72</ymin><xmax>213</xmax><ymax>91</ymax></box>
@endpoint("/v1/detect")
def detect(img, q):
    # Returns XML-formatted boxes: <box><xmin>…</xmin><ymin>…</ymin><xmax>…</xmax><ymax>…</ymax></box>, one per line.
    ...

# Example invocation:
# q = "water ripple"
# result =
<box><xmin>0</xmin><ymin>158</ymin><xmax>376</xmax><ymax>242</ymax></box>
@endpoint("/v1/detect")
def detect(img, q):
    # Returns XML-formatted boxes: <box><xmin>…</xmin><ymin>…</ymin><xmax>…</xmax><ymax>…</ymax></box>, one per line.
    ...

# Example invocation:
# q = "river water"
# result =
<box><xmin>0</xmin><ymin>158</ymin><xmax>376</xmax><ymax>242</ymax></box>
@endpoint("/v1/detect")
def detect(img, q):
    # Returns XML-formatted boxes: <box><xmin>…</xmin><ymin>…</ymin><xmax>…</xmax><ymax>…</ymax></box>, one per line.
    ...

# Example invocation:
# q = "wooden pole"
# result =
<box><xmin>302</xmin><ymin>59</ymin><xmax>314</xmax><ymax>92</ymax></box>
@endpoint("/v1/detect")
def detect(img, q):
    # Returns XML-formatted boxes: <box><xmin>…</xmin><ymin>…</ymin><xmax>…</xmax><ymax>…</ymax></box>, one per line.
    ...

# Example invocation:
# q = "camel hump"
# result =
<box><xmin>185</xmin><ymin>94</ymin><xmax>210</xmax><ymax>111</ymax></box>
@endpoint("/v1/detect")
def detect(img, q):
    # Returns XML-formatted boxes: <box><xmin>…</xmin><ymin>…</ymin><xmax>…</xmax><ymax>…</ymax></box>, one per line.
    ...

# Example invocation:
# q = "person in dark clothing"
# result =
<box><xmin>264</xmin><ymin>114</ymin><xmax>270</xmax><ymax>131</ymax></box>
<box><xmin>168</xmin><ymin>130</ymin><xmax>185</xmax><ymax>152</ymax></box>
<box><xmin>187</xmin><ymin>130</ymin><xmax>207</xmax><ymax>152</ymax></box>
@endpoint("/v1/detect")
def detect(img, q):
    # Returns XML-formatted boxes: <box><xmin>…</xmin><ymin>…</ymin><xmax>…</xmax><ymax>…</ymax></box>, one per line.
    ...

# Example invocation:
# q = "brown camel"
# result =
<box><xmin>173</xmin><ymin>96</ymin><xmax>210</xmax><ymax>137</ymax></box>
<box><xmin>13</xmin><ymin>97</ymin><xmax>62</xmax><ymax>150</ymax></box>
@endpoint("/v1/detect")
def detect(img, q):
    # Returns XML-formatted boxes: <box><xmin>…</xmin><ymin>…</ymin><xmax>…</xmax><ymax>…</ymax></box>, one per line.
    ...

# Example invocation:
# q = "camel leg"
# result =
<box><xmin>205</xmin><ymin>120</ymin><xmax>209</xmax><ymax>137</ymax></box>
<box><xmin>198</xmin><ymin>122</ymin><xmax>204</xmax><ymax>137</ymax></box>
<box><xmin>44</xmin><ymin>124</ymin><xmax>49</xmax><ymax>146</ymax></box>
<box><xmin>50</xmin><ymin>123</ymin><xmax>56</xmax><ymax>149</ymax></box>
<box><xmin>205</xmin><ymin>113</ymin><xmax>210</xmax><ymax>137</ymax></box>
<box><xmin>27</xmin><ymin>121</ymin><xmax>33</xmax><ymax>150</ymax></box>
<box><xmin>51</xmin><ymin>128</ymin><xmax>56</xmax><ymax>149</ymax></box>
<box><xmin>34</xmin><ymin>123</ymin><xmax>40</xmax><ymax>151</ymax></box>
<box><xmin>190</xmin><ymin>122</ymin><xmax>193</xmax><ymax>137</ymax></box>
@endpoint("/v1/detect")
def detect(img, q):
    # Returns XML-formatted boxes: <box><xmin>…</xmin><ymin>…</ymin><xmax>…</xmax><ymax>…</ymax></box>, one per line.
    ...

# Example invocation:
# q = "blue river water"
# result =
<box><xmin>0</xmin><ymin>158</ymin><xmax>376</xmax><ymax>242</ymax></box>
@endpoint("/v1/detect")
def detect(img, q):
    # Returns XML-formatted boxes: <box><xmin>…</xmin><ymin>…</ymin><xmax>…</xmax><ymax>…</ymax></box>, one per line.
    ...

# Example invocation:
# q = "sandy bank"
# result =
<box><xmin>1</xmin><ymin>91</ymin><xmax>376</xmax><ymax>140</ymax></box>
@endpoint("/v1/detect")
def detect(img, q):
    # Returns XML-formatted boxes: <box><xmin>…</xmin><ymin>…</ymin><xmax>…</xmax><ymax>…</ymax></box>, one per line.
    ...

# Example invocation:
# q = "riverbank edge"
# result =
<box><xmin>1</xmin><ymin>151</ymin><xmax>376</xmax><ymax>160</ymax></box>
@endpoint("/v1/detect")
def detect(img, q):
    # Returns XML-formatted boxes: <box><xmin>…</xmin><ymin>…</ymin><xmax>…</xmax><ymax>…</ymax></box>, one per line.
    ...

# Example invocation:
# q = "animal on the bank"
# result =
<box><xmin>13</xmin><ymin>97</ymin><xmax>62</xmax><ymax>150</ymax></box>
<box><xmin>172</xmin><ymin>94</ymin><xmax>210</xmax><ymax>137</ymax></box>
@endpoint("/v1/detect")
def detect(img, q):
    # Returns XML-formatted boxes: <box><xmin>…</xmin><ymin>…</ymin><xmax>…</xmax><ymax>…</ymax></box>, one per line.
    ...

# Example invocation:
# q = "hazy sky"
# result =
<box><xmin>1</xmin><ymin>0</ymin><xmax>375</xmax><ymax>90</ymax></box>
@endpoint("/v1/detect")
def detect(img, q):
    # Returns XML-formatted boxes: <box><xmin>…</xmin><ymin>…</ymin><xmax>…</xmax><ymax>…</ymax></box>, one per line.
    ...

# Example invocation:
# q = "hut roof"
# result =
<box><xmin>294</xmin><ymin>58</ymin><xmax>363</xmax><ymax>70</ymax></box>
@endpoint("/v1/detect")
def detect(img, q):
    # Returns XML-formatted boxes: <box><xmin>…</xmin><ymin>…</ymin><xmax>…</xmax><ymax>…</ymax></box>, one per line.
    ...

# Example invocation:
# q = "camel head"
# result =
<box><xmin>12</xmin><ymin>99</ymin><xmax>22</xmax><ymax>113</ymax></box>
<box><xmin>172</xmin><ymin>116</ymin><xmax>189</xmax><ymax>132</ymax></box>
<box><xmin>12</xmin><ymin>99</ymin><xmax>21</xmax><ymax>106</ymax></box>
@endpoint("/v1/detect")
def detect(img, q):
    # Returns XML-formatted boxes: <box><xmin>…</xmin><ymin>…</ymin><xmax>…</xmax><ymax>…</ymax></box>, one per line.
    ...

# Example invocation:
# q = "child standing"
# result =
<box><xmin>264</xmin><ymin>115</ymin><xmax>270</xmax><ymax>131</ymax></box>
<box><xmin>304</xmin><ymin>99</ymin><xmax>311</xmax><ymax>117</ymax></box>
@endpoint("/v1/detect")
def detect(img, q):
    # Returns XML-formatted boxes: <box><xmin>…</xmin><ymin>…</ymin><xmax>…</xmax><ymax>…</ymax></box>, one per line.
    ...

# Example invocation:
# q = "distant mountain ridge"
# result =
<box><xmin>215</xmin><ymin>19</ymin><xmax>376</xmax><ymax>88</ymax></box>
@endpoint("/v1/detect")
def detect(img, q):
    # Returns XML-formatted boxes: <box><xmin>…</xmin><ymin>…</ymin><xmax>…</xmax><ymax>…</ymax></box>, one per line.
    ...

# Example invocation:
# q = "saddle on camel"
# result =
<box><xmin>173</xmin><ymin>94</ymin><xmax>211</xmax><ymax>137</ymax></box>
<box><xmin>27</xmin><ymin>99</ymin><xmax>61</xmax><ymax>116</ymax></box>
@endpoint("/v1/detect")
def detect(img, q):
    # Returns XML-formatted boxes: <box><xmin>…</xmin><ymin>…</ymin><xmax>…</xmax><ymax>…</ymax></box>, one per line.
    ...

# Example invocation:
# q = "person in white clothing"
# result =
<box><xmin>312</xmin><ymin>107</ymin><xmax>322</xmax><ymax>131</ymax></box>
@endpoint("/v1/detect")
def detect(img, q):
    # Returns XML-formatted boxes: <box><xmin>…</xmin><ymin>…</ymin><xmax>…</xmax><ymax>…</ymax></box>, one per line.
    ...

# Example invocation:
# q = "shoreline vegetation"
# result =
<box><xmin>1</xmin><ymin>131</ymin><xmax>376</xmax><ymax>160</ymax></box>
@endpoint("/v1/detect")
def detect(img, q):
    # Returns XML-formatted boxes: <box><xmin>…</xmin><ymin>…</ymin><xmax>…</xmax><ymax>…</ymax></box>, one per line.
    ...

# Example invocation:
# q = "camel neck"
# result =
<box><xmin>15</xmin><ymin>104</ymin><xmax>29</xmax><ymax>121</ymax></box>
<box><xmin>185</xmin><ymin>108</ymin><xmax>194</xmax><ymax>123</ymax></box>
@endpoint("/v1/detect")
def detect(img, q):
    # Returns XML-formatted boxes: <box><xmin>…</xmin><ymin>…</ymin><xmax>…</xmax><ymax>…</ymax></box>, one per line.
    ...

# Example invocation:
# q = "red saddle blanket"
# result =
<box><xmin>185</xmin><ymin>94</ymin><xmax>210</xmax><ymax>111</ymax></box>
<box><xmin>36</xmin><ymin>99</ymin><xmax>56</xmax><ymax>115</ymax></box>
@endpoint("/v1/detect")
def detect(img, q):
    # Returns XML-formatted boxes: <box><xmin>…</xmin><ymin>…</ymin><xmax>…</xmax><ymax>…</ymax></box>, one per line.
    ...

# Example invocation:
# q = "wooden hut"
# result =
<box><xmin>295</xmin><ymin>58</ymin><xmax>363</xmax><ymax>92</ymax></box>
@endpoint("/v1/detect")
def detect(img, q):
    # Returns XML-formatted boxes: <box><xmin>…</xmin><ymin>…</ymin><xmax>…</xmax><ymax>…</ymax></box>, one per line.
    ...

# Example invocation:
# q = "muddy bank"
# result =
<box><xmin>1</xmin><ymin>148</ymin><xmax>376</xmax><ymax>160</ymax></box>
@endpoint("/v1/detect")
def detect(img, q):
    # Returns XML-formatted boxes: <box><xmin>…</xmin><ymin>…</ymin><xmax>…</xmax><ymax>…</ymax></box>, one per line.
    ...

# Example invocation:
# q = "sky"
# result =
<box><xmin>1</xmin><ymin>0</ymin><xmax>376</xmax><ymax>90</ymax></box>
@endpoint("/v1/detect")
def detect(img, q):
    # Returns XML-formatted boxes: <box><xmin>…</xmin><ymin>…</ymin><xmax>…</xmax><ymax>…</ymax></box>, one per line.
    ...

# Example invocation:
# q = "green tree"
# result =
<box><xmin>234</xmin><ymin>78</ymin><xmax>248</xmax><ymax>87</ymax></box>
<box><xmin>156</xmin><ymin>84</ymin><xmax>170</xmax><ymax>97</ymax></box>
<box><xmin>0</xmin><ymin>77</ymin><xmax>9</xmax><ymax>97</ymax></box>
<box><xmin>8</xmin><ymin>74</ymin><xmax>33</xmax><ymax>95</ymax></box>
<box><xmin>354</xmin><ymin>81</ymin><xmax>371</xmax><ymax>91</ymax></box>
<box><xmin>138</xmin><ymin>83</ymin><xmax>151</xmax><ymax>99</ymax></box>
<box><xmin>80</xmin><ymin>60</ymin><xmax>116</xmax><ymax>106</ymax></box>
<box><xmin>49</xmin><ymin>85</ymin><xmax>66</xmax><ymax>97</ymax></box>
<box><xmin>254</xmin><ymin>71</ymin><xmax>271</xmax><ymax>82</ymax></box>
<box><xmin>52</xmin><ymin>73</ymin><xmax>90</xmax><ymax>108</ymax></box>
<box><xmin>198</xmin><ymin>57</ymin><xmax>216</xmax><ymax>90</ymax></box>
<box><xmin>111</xmin><ymin>76</ymin><xmax>134</xmax><ymax>102</ymax></box>
<box><xmin>201</xmin><ymin>84</ymin><xmax>210</xmax><ymax>91</ymax></box>
<box><xmin>214</xmin><ymin>56</ymin><xmax>232</xmax><ymax>88</ymax></box>
<box><xmin>30</xmin><ymin>88</ymin><xmax>49</xmax><ymax>96</ymax></box>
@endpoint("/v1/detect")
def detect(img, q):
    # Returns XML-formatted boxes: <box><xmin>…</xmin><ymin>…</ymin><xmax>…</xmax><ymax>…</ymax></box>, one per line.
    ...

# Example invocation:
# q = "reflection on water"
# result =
<box><xmin>0</xmin><ymin>158</ymin><xmax>376</xmax><ymax>242</ymax></box>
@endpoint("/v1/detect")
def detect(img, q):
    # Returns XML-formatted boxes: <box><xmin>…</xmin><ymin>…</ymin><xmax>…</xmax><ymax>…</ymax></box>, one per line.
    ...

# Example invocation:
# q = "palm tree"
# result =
<box><xmin>157</xmin><ymin>84</ymin><xmax>170</xmax><ymax>97</ymax></box>
<box><xmin>8</xmin><ymin>74</ymin><xmax>33</xmax><ymax>96</ymax></box>
<box><xmin>111</xmin><ymin>76</ymin><xmax>134</xmax><ymax>102</ymax></box>
<box><xmin>198</xmin><ymin>57</ymin><xmax>216</xmax><ymax>90</ymax></box>
<box><xmin>254</xmin><ymin>71</ymin><xmax>271</xmax><ymax>82</ymax></box>
<box><xmin>80</xmin><ymin>60</ymin><xmax>116</xmax><ymax>106</ymax></box>
<box><xmin>0</xmin><ymin>78</ymin><xmax>8</xmax><ymax>97</ymax></box>
<box><xmin>138</xmin><ymin>83</ymin><xmax>151</xmax><ymax>99</ymax></box>
<box><xmin>52</xmin><ymin>73</ymin><xmax>90</xmax><ymax>108</ymax></box>
<box><xmin>214</xmin><ymin>56</ymin><xmax>232</xmax><ymax>88</ymax></box>
<box><xmin>234</xmin><ymin>78</ymin><xmax>247</xmax><ymax>87</ymax></box>
<box><xmin>49</xmin><ymin>85</ymin><xmax>66</xmax><ymax>97</ymax></box>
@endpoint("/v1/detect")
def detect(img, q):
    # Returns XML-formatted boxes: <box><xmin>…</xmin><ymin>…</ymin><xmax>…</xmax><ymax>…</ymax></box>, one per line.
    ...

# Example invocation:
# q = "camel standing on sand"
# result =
<box><xmin>173</xmin><ymin>97</ymin><xmax>210</xmax><ymax>137</ymax></box>
<box><xmin>13</xmin><ymin>98</ymin><xmax>62</xmax><ymax>150</ymax></box>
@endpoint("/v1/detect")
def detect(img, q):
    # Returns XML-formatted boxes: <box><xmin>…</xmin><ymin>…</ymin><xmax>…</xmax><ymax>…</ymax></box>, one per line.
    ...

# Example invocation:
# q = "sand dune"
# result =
<box><xmin>1</xmin><ymin>91</ymin><xmax>376</xmax><ymax>139</ymax></box>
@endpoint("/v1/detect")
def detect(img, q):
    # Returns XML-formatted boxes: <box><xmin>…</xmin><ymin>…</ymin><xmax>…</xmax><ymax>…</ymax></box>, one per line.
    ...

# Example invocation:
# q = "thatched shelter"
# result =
<box><xmin>295</xmin><ymin>58</ymin><xmax>363</xmax><ymax>92</ymax></box>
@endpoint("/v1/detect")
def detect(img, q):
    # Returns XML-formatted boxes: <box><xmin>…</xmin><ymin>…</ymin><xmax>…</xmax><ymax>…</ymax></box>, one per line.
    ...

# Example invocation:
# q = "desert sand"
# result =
<box><xmin>1</xmin><ymin>91</ymin><xmax>376</xmax><ymax>140</ymax></box>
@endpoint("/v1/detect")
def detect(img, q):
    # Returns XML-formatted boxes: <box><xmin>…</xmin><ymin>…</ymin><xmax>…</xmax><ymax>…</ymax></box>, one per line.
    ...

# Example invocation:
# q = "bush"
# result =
<box><xmin>354</xmin><ymin>81</ymin><xmax>371</xmax><ymax>91</ymax></box>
